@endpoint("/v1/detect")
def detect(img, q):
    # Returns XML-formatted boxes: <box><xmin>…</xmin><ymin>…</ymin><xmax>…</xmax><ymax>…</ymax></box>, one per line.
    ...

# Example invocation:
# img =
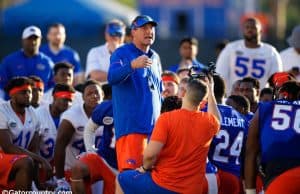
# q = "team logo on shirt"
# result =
<box><xmin>103</xmin><ymin>116</ymin><xmax>113</xmax><ymax>125</ymax></box>
<box><xmin>235</xmin><ymin>50</ymin><xmax>243</xmax><ymax>55</ymax></box>
<box><xmin>36</xmin><ymin>63</ymin><xmax>46</xmax><ymax>70</ymax></box>
<box><xmin>77</xmin><ymin>126</ymin><xmax>84</xmax><ymax>132</ymax></box>
<box><xmin>9</xmin><ymin>122</ymin><xmax>17</xmax><ymax>128</ymax></box>
<box><xmin>126</xmin><ymin>159</ymin><xmax>136</xmax><ymax>165</ymax></box>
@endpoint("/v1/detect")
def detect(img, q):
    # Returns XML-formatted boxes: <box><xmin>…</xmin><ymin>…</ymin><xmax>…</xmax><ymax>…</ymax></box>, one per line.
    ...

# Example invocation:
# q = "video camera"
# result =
<box><xmin>188</xmin><ymin>62</ymin><xmax>217</xmax><ymax>80</ymax></box>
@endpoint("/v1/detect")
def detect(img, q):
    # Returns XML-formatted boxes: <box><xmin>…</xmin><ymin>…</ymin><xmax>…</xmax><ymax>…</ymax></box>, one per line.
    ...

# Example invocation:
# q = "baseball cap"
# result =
<box><xmin>106</xmin><ymin>22</ymin><xmax>125</xmax><ymax>37</ymax></box>
<box><xmin>287</xmin><ymin>25</ymin><xmax>300</xmax><ymax>48</ymax></box>
<box><xmin>22</xmin><ymin>26</ymin><xmax>42</xmax><ymax>39</ymax></box>
<box><xmin>131</xmin><ymin>15</ymin><xmax>157</xmax><ymax>29</ymax></box>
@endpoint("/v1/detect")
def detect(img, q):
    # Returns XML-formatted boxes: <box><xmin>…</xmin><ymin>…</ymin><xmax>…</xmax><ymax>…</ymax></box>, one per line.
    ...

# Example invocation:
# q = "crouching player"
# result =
<box><xmin>71</xmin><ymin>84</ymin><xmax>117</xmax><ymax>194</ymax></box>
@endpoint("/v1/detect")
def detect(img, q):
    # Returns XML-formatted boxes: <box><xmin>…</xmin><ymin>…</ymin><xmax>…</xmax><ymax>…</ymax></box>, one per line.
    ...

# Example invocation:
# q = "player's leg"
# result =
<box><xmin>71</xmin><ymin>160</ymin><xmax>90</xmax><ymax>194</ymax></box>
<box><xmin>78</xmin><ymin>153</ymin><xmax>116</xmax><ymax>194</ymax></box>
<box><xmin>117</xmin><ymin>170</ymin><xmax>177</xmax><ymax>194</ymax></box>
<box><xmin>265</xmin><ymin>166</ymin><xmax>300</xmax><ymax>194</ymax></box>
<box><xmin>10</xmin><ymin>156</ymin><xmax>34</xmax><ymax>190</ymax></box>
<box><xmin>218</xmin><ymin>170</ymin><xmax>240</xmax><ymax>194</ymax></box>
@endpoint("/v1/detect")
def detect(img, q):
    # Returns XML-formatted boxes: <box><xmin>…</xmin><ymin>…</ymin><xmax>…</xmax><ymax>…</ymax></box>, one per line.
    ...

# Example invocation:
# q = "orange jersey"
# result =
<box><xmin>151</xmin><ymin>109</ymin><xmax>220</xmax><ymax>194</ymax></box>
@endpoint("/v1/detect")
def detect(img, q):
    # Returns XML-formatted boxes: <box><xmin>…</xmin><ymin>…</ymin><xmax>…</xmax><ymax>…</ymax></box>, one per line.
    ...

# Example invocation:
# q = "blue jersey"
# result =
<box><xmin>259</xmin><ymin>100</ymin><xmax>300</xmax><ymax>164</ymax></box>
<box><xmin>245</xmin><ymin>112</ymin><xmax>254</xmax><ymax>122</ymax></box>
<box><xmin>0</xmin><ymin>50</ymin><xmax>54</xmax><ymax>92</ymax></box>
<box><xmin>168</xmin><ymin>59</ymin><xmax>205</xmax><ymax>73</ymax></box>
<box><xmin>91</xmin><ymin>100</ymin><xmax>117</xmax><ymax>169</ymax></box>
<box><xmin>108</xmin><ymin>43</ymin><xmax>162</xmax><ymax>139</ymax></box>
<box><xmin>208</xmin><ymin>104</ymin><xmax>248</xmax><ymax>177</ymax></box>
<box><xmin>40</xmin><ymin>44</ymin><xmax>81</xmax><ymax>74</ymax></box>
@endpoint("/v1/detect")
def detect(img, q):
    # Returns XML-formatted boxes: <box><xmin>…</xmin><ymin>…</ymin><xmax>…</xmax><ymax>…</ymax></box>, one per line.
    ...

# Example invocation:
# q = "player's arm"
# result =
<box><xmin>0</xmin><ymin>129</ymin><xmax>52</xmax><ymax>179</ymax></box>
<box><xmin>83</xmin><ymin>118</ymin><xmax>99</xmax><ymax>152</ymax></box>
<box><xmin>28</xmin><ymin>131</ymin><xmax>41</xmax><ymax>154</ymax></box>
<box><xmin>85</xmin><ymin>48</ymin><xmax>102</xmax><ymax>80</ymax></box>
<box><xmin>85</xmin><ymin>49</ymin><xmax>108</xmax><ymax>83</ymax></box>
<box><xmin>73</xmin><ymin>72</ymin><xmax>84</xmax><ymax>86</ymax></box>
<box><xmin>244</xmin><ymin>110</ymin><xmax>260</xmax><ymax>193</ymax></box>
<box><xmin>27</xmin><ymin>131</ymin><xmax>43</xmax><ymax>188</ymax></box>
<box><xmin>108</xmin><ymin>51</ymin><xmax>135</xmax><ymax>85</ymax></box>
<box><xmin>54</xmin><ymin>119</ymin><xmax>75</xmax><ymax>179</ymax></box>
<box><xmin>89</xmin><ymin>70</ymin><xmax>108</xmax><ymax>83</ymax></box>
<box><xmin>0</xmin><ymin>129</ymin><xmax>38</xmax><ymax>157</ymax></box>
<box><xmin>206</xmin><ymin>75</ymin><xmax>221</xmax><ymax>122</ymax></box>
<box><xmin>140</xmin><ymin>140</ymin><xmax>164</xmax><ymax>172</ymax></box>
<box><xmin>139</xmin><ymin>114</ymin><xmax>167</xmax><ymax>172</ymax></box>
<box><xmin>271</xmin><ymin>49</ymin><xmax>283</xmax><ymax>73</ymax></box>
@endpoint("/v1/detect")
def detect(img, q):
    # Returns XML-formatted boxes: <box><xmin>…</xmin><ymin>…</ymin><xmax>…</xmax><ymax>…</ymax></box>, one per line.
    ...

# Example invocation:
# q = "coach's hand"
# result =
<box><xmin>131</xmin><ymin>55</ymin><xmax>152</xmax><ymax>69</ymax></box>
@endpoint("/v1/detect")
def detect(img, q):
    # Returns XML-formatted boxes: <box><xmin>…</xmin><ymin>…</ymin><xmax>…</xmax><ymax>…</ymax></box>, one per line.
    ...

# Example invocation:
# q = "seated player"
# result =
<box><xmin>0</xmin><ymin>77</ymin><xmax>52</xmax><ymax>189</ymax></box>
<box><xmin>70</xmin><ymin>84</ymin><xmax>116</xmax><ymax>194</ymax></box>
<box><xmin>54</xmin><ymin>80</ymin><xmax>103</xmax><ymax>191</ymax></box>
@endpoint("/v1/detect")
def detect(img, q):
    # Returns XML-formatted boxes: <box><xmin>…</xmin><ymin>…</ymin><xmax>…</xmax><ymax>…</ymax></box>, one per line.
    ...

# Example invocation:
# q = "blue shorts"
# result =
<box><xmin>118</xmin><ymin>170</ymin><xmax>177</xmax><ymax>194</ymax></box>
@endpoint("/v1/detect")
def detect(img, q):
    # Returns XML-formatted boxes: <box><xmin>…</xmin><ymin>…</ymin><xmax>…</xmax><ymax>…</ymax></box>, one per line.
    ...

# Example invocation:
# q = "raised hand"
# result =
<box><xmin>131</xmin><ymin>55</ymin><xmax>152</xmax><ymax>69</ymax></box>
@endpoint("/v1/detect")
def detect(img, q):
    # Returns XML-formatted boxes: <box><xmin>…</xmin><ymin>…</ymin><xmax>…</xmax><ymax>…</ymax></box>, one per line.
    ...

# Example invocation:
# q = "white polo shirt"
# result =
<box><xmin>85</xmin><ymin>43</ymin><xmax>111</xmax><ymax>78</ymax></box>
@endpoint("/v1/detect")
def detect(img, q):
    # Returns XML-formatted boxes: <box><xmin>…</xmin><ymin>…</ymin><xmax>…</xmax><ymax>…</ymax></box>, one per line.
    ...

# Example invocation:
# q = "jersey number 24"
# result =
<box><xmin>212</xmin><ymin>130</ymin><xmax>244</xmax><ymax>165</ymax></box>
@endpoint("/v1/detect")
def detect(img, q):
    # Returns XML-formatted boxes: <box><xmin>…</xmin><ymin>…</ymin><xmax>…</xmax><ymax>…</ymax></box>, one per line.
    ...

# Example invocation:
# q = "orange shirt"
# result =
<box><xmin>151</xmin><ymin>109</ymin><xmax>220</xmax><ymax>194</ymax></box>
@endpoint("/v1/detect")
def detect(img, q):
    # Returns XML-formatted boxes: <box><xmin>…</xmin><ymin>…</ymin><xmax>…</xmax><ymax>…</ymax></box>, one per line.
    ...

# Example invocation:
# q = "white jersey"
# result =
<box><xmin>42</xmin><ymin>88</ymin><xmax>83</xmax><ymax>107</ymax></box>
<box><xmin>35</xmin><ymin>105</ymin><xmax>58</xmax><ymax>161</ymax></box>
<box><xmin>0</xmin><ymin>101</ymin><xmax>40</xmax><ymax>150</ymax></box>
<box><xmin>61</xmin><ymin>104</ymin><xmax>102</xmax><ymax>170</ymax></box>
<box><xmin>85</xmin><ymin>43</ymin><xmax>111</xmax><ymax>78</ymax></box>
<box><xmin>280</xmin><ymin>47</ymin><xmax>300</xmax><ymax>80</ymax></box>
<box><xmin>216</xmin><ymin>39</ymin><xmax>283</xmax><ymax>95</ymax></box>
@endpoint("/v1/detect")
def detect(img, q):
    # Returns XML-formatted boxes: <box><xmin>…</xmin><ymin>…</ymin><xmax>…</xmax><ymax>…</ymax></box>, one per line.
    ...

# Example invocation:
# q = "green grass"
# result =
<box><xmin>116</xmin><ymin>0</ymin><xmax>137</xmax><ymax>8</ymax></box>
